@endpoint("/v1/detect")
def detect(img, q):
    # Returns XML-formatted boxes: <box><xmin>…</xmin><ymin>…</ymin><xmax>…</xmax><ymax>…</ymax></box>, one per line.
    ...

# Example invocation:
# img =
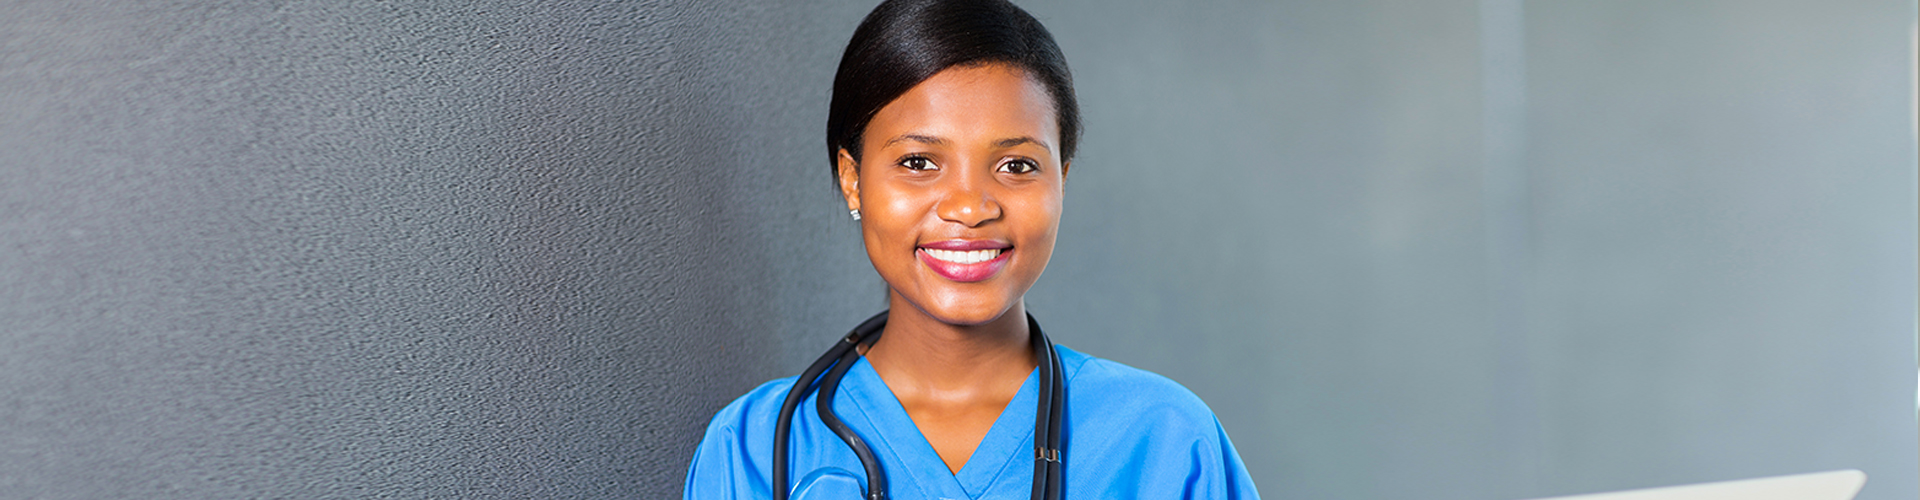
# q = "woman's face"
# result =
<box><xmin>839</xmin><ymin>63</ymin><xmax>1067</xmax><ymax>326</ymax></box>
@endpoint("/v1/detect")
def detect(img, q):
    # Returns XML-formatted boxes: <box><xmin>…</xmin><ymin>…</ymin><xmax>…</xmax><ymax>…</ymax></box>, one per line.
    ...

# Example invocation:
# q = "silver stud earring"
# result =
<box><xmin>849</xmin><ymin>209</ymin><xmax>861</xmax><ymax>221</ymax></box>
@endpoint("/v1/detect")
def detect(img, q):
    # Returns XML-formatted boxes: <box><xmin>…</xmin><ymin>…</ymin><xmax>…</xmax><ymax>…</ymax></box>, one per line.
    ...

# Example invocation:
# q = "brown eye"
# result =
<box><xmin>901</xmin><ymin>156</ymin><xmax>936</xmax><ymax>171</ymax></box>
<box><xmin>998</xmin><ymin>159</ymin><xmax>1038</xmax><ymax>174</ymax></box>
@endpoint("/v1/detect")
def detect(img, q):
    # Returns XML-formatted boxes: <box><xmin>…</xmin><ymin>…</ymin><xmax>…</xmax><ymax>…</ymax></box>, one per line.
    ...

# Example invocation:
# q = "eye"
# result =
<box><xmin>900</xmin><ymin>155</ymin><xmax>937</xmax><ymax>171</ymax></box>
<box><xmin>998</xmin><ymin>159</ymin><xmax>1039</xmax><ymax>174</ymax></box>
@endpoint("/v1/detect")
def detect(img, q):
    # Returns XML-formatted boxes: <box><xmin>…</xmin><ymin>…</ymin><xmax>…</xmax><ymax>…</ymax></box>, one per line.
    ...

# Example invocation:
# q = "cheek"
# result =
<box><xmin>1021</xmin><ymin>184</ymin><xmax>1066</xmax><ymax>228</ymax></box>
<box><xmin>858</xmin><ymin>187</ymin><xmax>929</xmax><ymax>270</ymax></box>
<box><xmin>856</xmin><ymin>175</ymin><xmax>899</xmax><ymax>212</ymax></box>
<box><xmin>1011</xmin><ymin>189</ymin><xmax>1065</xmax><ymax>257</ymax></box>
<box><xmin>875</xmin><ymin>190</ymin><xmax>927</xmax><ymax>224</ymax></box>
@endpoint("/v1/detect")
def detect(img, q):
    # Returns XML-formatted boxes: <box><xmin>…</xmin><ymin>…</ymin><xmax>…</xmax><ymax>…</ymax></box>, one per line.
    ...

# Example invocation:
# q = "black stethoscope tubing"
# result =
<box><xmin>772</xmin><ymin>310</ymin><xmax>1065</xmax><ymax>500</ymax></box>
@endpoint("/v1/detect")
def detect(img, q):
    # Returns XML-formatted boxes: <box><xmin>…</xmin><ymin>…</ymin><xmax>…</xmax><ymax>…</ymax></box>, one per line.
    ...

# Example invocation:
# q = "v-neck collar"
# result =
<box><xmin>840</xmin><ymin>356</ymin><xmax>1041</xmax><ymax>500</ymax></box>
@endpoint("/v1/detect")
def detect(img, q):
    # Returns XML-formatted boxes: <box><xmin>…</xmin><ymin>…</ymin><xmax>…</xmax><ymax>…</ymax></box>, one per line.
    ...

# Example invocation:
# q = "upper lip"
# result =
<box><xmin>918</xmin><ymin>239</ymin><xmax>1012</xmax><ymax>251</ymax></box>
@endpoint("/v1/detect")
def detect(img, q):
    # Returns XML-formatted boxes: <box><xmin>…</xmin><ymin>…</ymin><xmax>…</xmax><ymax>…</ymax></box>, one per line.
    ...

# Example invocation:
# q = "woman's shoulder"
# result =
<box><xmin>699</xmin><ymin>375</ymin><xmax>801</xmax><ymax>438</ymax></box>
<box><xmin>1057</xmin><ymin>345</ymin><xmax>1220</xmax><ymax>427</ymax></box>
<box><xmin>1056</xmin><ymin>346</ymin><xmax>1261</xmax><ymax>498</ymax></box>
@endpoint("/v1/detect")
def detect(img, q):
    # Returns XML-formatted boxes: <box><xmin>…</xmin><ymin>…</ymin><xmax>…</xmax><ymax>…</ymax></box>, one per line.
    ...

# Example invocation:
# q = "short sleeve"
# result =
<box><xmin>1198</xmin><ymin>416</ymin><xmax>1260</xmax><ymax>499</ymax></box>
<box><xmin>685</xmin><ymin>393</ymin><xmax>775</xmax><ymax>500</ymax></box>
<box><xmin>685</xmin><ymin>421</ymin><xmax>745</xmax><ymax>500</ymax></box>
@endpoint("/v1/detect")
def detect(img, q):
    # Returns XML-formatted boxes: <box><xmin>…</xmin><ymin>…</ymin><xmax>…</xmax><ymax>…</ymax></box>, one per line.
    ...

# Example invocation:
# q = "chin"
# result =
<box><xmin>909</xmin><ymin>290</ymin><xmax>1019</xmax><ymax>327</ymax></box>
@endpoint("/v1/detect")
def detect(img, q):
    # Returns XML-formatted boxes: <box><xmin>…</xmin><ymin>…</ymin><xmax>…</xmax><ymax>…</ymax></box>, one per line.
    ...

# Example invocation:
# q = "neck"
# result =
<box><xmin>864</xmin><ymin>294</ymin><xmax>1037</xmax><ymax>398</ymax></box>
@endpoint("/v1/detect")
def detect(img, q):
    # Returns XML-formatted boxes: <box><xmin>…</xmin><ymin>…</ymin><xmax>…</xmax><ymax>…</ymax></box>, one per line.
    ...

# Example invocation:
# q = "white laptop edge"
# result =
<box><xmin>1520</xmin><ymin>469</ymin><xmax>1868</xmax><ymax>500</ymax></box>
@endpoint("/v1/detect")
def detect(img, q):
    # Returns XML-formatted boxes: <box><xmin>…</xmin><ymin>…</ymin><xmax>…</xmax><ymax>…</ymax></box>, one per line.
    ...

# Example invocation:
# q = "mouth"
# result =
<box><xmin>916</xmin><ymin>241</ymin><xmax>1012</xmax><ymax>283</ymax></box>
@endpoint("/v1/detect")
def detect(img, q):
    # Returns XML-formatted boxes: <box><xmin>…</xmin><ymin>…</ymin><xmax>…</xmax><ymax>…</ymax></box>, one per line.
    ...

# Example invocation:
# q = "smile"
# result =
<box><xmin>921</xmin><ymin>248</ymin><xmax>1001</xmax><ymax>264</ymax></box>
<box><xmin>916</xmin><ymin>241</ymin><xmax>1012</xmax><ymax>282</ymax></box>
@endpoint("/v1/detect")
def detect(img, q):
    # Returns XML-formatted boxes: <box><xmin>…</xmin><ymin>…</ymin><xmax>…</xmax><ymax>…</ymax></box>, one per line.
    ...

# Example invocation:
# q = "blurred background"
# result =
<box><xmin>2</xmin><ymin>1</ymin><xmax>1914</xmax><ymax>499</ymax></box>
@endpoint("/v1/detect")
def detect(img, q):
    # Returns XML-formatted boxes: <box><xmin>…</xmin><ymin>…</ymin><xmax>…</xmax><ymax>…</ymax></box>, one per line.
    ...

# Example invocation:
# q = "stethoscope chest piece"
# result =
<box><xmin>788</xmin><ymin>467</ymin><xmax>865</xmax><ymax>500</ymax></box>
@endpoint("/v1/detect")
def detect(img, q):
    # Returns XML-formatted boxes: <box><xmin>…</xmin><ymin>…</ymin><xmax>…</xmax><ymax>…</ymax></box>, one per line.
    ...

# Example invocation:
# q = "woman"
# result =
<box><xmin>685</xmin><ymin>1</ymin><xmax>1259</xmax><ymax>498</ymax></box>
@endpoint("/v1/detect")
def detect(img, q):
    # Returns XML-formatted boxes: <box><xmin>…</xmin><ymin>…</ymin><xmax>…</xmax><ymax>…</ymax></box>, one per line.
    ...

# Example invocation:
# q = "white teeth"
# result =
<box><xmin>922</xmin><ymin>248</ymin><xmax>1002</xmax><ymax>264</ymax></box>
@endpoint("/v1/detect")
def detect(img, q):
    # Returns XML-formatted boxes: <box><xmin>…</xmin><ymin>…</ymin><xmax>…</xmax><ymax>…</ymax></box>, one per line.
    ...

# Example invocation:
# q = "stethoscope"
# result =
<box><xmin>772</xmin><ymin>310</ymin><xmax>1066</xmax><ymax>500</ymax></box>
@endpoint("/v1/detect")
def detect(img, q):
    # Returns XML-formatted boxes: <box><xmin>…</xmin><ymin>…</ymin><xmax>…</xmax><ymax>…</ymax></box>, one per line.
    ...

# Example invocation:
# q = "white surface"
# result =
<box><xmin>1523</xmin><ymin>470</ymin><xmax>1867</xmax><ymax>500</ymax></box>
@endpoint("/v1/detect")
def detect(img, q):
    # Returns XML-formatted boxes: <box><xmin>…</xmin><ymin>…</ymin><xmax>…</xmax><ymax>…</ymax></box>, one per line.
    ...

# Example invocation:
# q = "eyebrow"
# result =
<box><xmin>881</xmin><ymin>133</ymin><xmax>1052</xmax><ymax>151</ymax></box>
<box><xmin>992</xmin><ymin>136</ymin><xmax>1052</xmax><ymax>151</ymax></box>
<box><xmin>883</xmin><ymin>134</ymin><xmax>949</xmax><ymax>147</ymax></box>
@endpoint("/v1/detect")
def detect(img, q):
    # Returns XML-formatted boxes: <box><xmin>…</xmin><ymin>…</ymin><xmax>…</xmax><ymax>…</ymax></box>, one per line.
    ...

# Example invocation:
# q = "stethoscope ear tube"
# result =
<box><xmin>772</xmin><ymin>311</ymin><xmax>887</xmax><ymax>500</ymax></box>
<box><xmin>1030</xmin><ymin>313</ymin><xmax>1065</xmax><ymax>500</ymax></box>
<box><xmin>1045</xmin><ymin>333</ymin><xmax>1065</xmax><ymax>499</ymax></box>
<box><xmin>1029</xmin><ymin>316</ymin><xmax>1055</xmax><ymax>500</ymax></box>
<box><xmin>817</xmin><ymin>345</ymin><xmax>888</xmax><ymax>499</ymax></box>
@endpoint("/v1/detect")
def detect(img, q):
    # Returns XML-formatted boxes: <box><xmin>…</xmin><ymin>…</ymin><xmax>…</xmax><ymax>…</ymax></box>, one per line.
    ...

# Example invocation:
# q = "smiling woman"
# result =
<box><xmin>683</xmin><ymin>1</ymin><xmax>1260</xmax><ymax>499</ymax></box>
<box><xmin>842</xmin><ymin>63</ymin><xmax>1063</xmax><ymax>327</ymax></box>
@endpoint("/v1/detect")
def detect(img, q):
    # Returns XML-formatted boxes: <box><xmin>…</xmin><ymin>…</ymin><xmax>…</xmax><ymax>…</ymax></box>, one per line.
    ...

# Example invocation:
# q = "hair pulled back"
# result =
<box><xmin>827</xmin><ymin>0</ymin><xmax>1081</xmax><ymax>183</ymax></box>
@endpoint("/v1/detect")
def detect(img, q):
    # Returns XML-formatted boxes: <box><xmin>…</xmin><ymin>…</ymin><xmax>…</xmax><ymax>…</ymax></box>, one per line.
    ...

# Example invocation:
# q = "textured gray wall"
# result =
<box><xmin>1</xmin><ymin>1</ymin><xmax>878</xmax><ymax>497</ymax></box>
<box><xmin>1</xmin><ymin>1</ymin><xmax>1914</xmax><ymax>499</ymax></box>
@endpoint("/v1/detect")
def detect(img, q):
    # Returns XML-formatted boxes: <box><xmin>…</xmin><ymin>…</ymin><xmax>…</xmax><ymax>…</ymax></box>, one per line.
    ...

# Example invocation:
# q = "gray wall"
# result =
<box><xmin>1</xmin><ymin>1</ymin><xmax>879</xmax><ymax>497</ymax></box>
<box><xmin>0</xmin><ymin>1</ymin><xmax>1912</xmax><ymax>499</ymax></box>
<box><xmin>1021</xmin><ymin>0</ymin><xmax>1919</xmax><ymax>499</ymax></box>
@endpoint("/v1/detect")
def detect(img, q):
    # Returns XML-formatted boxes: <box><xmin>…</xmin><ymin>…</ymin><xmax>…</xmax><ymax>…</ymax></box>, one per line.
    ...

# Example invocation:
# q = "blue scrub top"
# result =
<box><xmin>685</xmin><ymin>344</ymin><xmax>1260</xmax><ymax>500</ymax></box>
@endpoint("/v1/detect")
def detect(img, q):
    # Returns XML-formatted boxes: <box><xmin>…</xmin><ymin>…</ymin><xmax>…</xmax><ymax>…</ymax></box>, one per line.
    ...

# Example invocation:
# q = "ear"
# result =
<box><xmin>837</xmin><ymin>148</ymin><xmax>861</xmax><ymax>213</ymax></box>
<box><xmin>1060</xmin><ymin>160</ymin><xmax>1071</xmax><ymax>184</ymax></box>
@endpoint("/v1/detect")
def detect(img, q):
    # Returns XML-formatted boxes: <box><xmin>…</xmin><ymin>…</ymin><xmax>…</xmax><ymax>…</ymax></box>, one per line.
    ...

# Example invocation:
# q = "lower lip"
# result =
<box><xmin>917</xmin><ymin>248</ymin><xmax>1012</xmax><ymax>283</ymax></box>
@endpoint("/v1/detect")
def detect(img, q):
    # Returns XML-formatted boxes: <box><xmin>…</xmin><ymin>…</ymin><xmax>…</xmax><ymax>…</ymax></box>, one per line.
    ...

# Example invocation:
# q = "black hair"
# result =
<box><xmin>826</xmin><ymin>0</ymin><xmax>1081</xmax><ymax>183</ymax></box>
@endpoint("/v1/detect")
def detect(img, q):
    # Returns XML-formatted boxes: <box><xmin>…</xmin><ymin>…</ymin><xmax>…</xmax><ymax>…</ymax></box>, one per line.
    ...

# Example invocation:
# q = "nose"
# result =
<box><xmin>934</xmin><ymin>169</ymin><xmax>1002</xmax><ymax>227</ymax></box>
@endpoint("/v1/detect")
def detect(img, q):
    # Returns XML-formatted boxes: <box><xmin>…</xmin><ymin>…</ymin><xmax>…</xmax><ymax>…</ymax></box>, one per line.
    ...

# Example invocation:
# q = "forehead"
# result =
<box><xmin>864</xmin><ymin>63</ymin><xmax>1059</xmax><ymax>150</ymax></box>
